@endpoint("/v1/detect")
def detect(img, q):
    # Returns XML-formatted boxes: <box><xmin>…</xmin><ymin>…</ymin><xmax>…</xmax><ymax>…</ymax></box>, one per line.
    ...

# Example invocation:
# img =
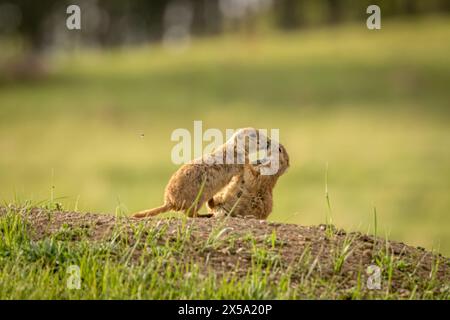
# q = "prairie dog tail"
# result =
<box><xmin>133</xmin><ymin>203</ymin><xmax>171</xmax><ymax>218</ymax></box>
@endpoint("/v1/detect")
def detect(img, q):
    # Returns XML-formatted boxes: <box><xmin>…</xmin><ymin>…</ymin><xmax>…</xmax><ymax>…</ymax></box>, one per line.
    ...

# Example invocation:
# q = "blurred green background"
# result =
<box><xmin>0</xmin><ymin>1</ymin><xmax>449</xmax><ymax>254</ymax></box>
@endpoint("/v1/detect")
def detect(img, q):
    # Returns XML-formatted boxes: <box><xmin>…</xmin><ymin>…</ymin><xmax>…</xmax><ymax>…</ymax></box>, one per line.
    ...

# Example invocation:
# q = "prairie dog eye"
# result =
<box><xmin>278</xmin><ymin>147</ymin><xmax>282</xmax><ymax>153</ymax></box>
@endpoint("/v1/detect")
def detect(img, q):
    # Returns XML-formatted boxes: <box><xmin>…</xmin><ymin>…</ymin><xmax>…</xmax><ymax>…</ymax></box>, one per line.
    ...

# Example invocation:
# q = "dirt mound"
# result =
<box><xmin>2</xmin><ymin>207</ymin><xmax>449</xmax><ymax>299</ymax></box>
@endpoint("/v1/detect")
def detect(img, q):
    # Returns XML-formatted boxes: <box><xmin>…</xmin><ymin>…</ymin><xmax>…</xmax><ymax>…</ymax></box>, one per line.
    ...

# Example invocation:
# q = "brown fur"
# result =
<box><xmin>206</xmin><ymin>143</ymin><xmax>290</xmax><ymax>219</ymax></box>
<box><xmin>133</xmin><ymin>128</ymin><xmax>269</xmax><ymax>218</ymax></box>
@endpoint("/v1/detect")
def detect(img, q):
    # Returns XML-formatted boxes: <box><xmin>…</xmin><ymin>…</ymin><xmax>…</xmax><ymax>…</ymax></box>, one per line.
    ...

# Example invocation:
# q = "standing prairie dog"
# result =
<box><xmin>133</xmin><ymin>128</ymin><xmax>270</xmax><ymax>218</ymax></box>
<box><xmin>206</xmin><ymin>143</ymin><xmax>290</xmax><ymax>219</ymax></box>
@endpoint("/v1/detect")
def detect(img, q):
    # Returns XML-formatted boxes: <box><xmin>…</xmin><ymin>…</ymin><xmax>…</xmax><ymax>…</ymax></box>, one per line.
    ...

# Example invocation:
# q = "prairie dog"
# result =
<box><xmin>133</xmin><ymin>128</ymin><xmax>270</xmax><ymax>218</ymax></box>
<box><xmin>207</xmin><ymin>143</ymin><xmax>289</xmax><ymax>219</ymax></box>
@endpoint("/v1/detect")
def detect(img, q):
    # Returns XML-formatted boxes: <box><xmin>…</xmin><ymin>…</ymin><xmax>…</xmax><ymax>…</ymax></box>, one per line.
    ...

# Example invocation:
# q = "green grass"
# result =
<box><xmin>0</xmin><ymin>16</ymin><xmax>449</xmax><ymax>256</ymax></box>
<box><xmin>0</xmin><ymin>207</ymin><xmax>296</xmax><ymax>299</ymax></box>
<box><xmin>0</xmin><ymin>206</ymin><xmax>448</xmax><ymax>299</ymax></box>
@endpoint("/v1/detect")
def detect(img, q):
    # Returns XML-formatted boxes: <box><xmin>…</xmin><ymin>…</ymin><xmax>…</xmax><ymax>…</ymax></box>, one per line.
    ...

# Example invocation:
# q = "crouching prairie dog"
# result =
<box><xmin>206</xmin><ymin>143</ymin><xmax>289</xmax><ymax>219</ymax></box>
<box><xmin>133</xmin><ymin>128</ymin><xmax>270</xmax><ymax>218</ymax></box>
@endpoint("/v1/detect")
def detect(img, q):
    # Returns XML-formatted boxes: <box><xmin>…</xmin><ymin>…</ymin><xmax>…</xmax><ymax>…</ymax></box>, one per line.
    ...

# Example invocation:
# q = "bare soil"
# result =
<box><xmin>3</xmin><ymin>207</ymin><xmax>449</xmax><ymax>299</ymax></box>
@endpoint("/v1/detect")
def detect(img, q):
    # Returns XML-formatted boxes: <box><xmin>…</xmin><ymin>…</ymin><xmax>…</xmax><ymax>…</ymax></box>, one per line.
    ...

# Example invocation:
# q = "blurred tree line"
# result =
<box><xmin>0</xmin><ymin>0</ymin><xmax>448</xmax><ymax>51</ymax></box>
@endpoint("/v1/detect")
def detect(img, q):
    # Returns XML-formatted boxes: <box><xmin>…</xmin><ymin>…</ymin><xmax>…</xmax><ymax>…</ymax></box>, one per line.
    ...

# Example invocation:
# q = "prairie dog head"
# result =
<box><xmin>257</xmin><ymin>142</ymin><xmax>290</xmax><ymax>176</ymax></box>
<box><xmin>226</xmin><ymin>128</ymin><xmax>271</xmax><ymax>163</ymax></box>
